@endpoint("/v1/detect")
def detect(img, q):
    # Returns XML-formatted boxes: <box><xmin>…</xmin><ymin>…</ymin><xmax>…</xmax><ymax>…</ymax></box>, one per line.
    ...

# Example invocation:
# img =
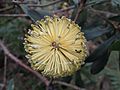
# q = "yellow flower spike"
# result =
<box><xmin>24</xmin><ymin>16</ymin><xmax>88</xmax><ymax>78</ymax></box>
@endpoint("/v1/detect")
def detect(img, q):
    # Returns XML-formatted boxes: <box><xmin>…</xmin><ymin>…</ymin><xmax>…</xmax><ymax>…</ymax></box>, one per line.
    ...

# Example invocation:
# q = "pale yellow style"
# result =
<box><xmin>24</xmin><ymin>16</ymin><xmax>88</xmax><ymax>78</ymax></box>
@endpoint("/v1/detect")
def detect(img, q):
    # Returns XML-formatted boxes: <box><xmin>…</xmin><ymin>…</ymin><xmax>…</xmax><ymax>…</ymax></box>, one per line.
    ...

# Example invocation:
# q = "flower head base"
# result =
<box><xmin>24</xmin><ymin>16</ymin><xmax>88</xmax><ymax>78</ymax></box>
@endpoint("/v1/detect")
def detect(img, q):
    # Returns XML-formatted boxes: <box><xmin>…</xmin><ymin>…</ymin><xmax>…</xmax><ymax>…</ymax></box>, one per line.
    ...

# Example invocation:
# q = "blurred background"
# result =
<box><xmin>0</xmin><ymin>0</ymin><xmax>120</xmax><ymax>90</ymax></box>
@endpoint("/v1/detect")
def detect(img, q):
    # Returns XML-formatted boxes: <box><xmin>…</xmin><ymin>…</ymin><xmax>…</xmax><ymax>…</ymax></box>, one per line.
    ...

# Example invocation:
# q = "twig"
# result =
<box><xmin>53</xmin><ymin>81</ymin><xmax>86</xmax><ymax>90</ymax></box>
<box><xmin>89</xmin><ymin>8</ymin><xmax>119</xmax><ymax>18</ymax></box>
<box><xmin>0</xmin><ymin>40</ymin><xmax>50</xmax><ymax>86</ymax></box>
<box><xmin>3</xmin><ymin>55</ymin><xmax>7</xmax><ymax>90</ymax></box>
<box><xmin>74</xmin><ymin>0</ymin><xmax>87</xmax><ymax>22</ymax></box>
<box><xmin>53</xmin><ymin>5</ymin><xmax>75</xmax><ymax>14</ymax></box>
<box><xmin>0</xmin><ymin>14</ymin><xmax>27</xmax><ymax>17</ymax></box>
<box><xmin>12</xmin><ymin>0</ymin><xmax>37</xmax><ymax>4</ymax></box>
<box><xmin>46</xmin><ymin>78</ymin><xmax>54</xmax><ymax>90</ymax></box>
<box><xmin>14</xmin><ymin>0</ymin><xmax>61</xmax><ymax>7</ymax></box>
<box><xmin>118</xmin><ymin>49</ymin><xmax>120</xmax><ymax>70</ymax></box>
<box><xmin>0</xmin><ymin>84</ymin><xmax>4</xmax><ymax>88</ymax></box>
<box><xmin>90</xmin><ymin>7</ymin><xmax>119</xmax><ymax>30</ymax></box>
<box><xmin>27</xmin><ymin>0</ymin><xmax>61</xmax><ymax>7</ymax></box>
<box><xmin>0</xmin><ymin>5</ymin><xmax>74</xmax><ymax>17</ymax></box>
<box><xmin>1</xmin><ymin>0</ymin><xmax>61</xmax><ymax>7</ymax></box>
<box><xmin>0</xmin><ymin>1</ymin><xmax>31</xmax><ymax>4</ymax></box>
<box><xmin>0</xmin><ymin>5</ymin><xmax>14</xmax><ymax>12</ymax></box>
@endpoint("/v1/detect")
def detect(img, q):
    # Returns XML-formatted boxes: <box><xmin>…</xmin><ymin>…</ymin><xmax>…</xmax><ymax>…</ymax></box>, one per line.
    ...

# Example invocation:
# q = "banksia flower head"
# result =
<box><xmin>24</xmin><ymin>16</ymin><xmax>88</xmax><ymax>78</ymax></box>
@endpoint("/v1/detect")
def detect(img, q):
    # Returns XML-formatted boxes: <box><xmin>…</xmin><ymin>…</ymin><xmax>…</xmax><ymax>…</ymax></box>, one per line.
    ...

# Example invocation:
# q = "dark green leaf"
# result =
<box><xmin>0</xmin><ymin>18</ymin><xmax>26</xmax><ymax>56</ymax></box>
<box><xmin>111</xmin><ymin>0</ymin><xmax>120</xmax><ymax>6</ymax></box>
<box><xmin>84</xmin><ymin>26</ymin><xmax>112</xmax><ymax>40</ymax></box>
<box><xmin>107</xmin><ymin>51</ymin><xmax>119</xmax><ymax>70</ymax></box>
<box><xmin>86</xmin><ymin>35</ymin><xmax>117</xmax><ymax>62</ymax></box>
<box><xmin>91</xmin><ymin>50</ymin><xmax>110</xmax><ymax>74</ymax></box>
<box><xmin>86</xmin><ymin>0</ymin><xmax>107</xmax><ymax>6</ymax></box>
<box><xmin>104</xmin><ymin>68</ymin><xmax>120</xmax><ymax>90</ymax></box>
<box><xmin>71</xmin><ymin>9</ymin><xmax>87</xmax><ymax>27</ymax></box>
<box><xmin>62</xmin><ymin>76</ymin><xmax>72</xmax><ymax>83</ymax></box>
<box><xmin>72</xmin><ymin>0</ymin><xmax>106</xmax><ymax>5</ymax></box>
<box><xmin>75</xmin><ymin>70</ymin><xmax>85</xmax><ymax>87</ymax></box>
<box><xmin>7</xmin><ymin>79</ymin><xmax>14</xmax><ymax>90</ymax></box>
<box><xmin>20</xmin><ymin>5</ymin><xmax>51</xmax><ymax>22</ymax></box>
<box><xmin>109</xmin><ymin>40</ymin><xmax>120</xmax><ymax>51</ymax></box>
<box><xmin>72</xmin><ymin>0</ymin><xmax>79</xmax><ymax>4</ymax></box>
<box><xmin>109</xmin><ymin>15</ymin><xmax>120</xmax><ymax>22</ymax></box>
<box><xmin>81</xmin><ymin>64</ymin><xmax>97</xmax><ymax>83</ymax></box>
<box><xmin>61</xmin><ymin>76</ymin><xmax>72</xmax><ymax>88</ymax></box>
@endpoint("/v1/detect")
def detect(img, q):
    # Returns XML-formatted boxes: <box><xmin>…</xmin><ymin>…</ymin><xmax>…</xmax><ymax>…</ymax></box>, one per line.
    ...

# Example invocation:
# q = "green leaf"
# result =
<box><xmin>84</xmin><ymin>26</ymin><xmax>112</xmax><ymax>40</ymax></box>
<box><xmin>20</xmin><ymin>5</ymin><xmax>51</xmax><ymax>22</ymax></box>
<box><xmin>111</xmin><ymin>0</ymin><xmax>120</xmax><ymax>6</ymax></box>
<box><xmin>107</xmin><ymin>51</ymin><xmax>119</xmax><ymax>70</ymax></box>
<box><xmin>81</xmin><ymin>64</ymin><xmax>97</xmax><ymax>84</ymax></box>
<box><xmin>75</xmin><ymin>70</ymin><xmax>84</xmax><ymax>87</ymax></box>
<box><xmin>0</xmin><ymin>18</ymin><xmax>26</xmax><ymax>56</ymax></box>
<box><xmin>62</xmin><ymin>76</ymin><xmax>72</xmax><ymax>84</ymax></box>
<box><xmin>71</xmin><ymin>9</ymin><xmax>87</xmax><ymax>27</ymax></box>
<box><xmin>104</xmin><ymin>68</ymin><xmax>120</xmax><ymax>90</ymax></box>
<box><xmin>109</xmin><ymin>15</ymin><xmax>120</xmax><ymax>22</ymax></box>
<box><xmin>86</xmin><ymin>0</ymin><xmax>107</xmax><ymax>6</ymax></box>
<box><xmin>7</xmin><ymin>79</ymin><xmax>14</xmax><ymax>90</ymax></box>
<box><xmin>72</xmin><ymin>0</ymin><xmax>79</xmax><ymax>4</ymax></box>
<box><xmin>90</xmin><ymin>50</ymin><xmax>110</xmax><ymax>74</ymax></box>
<box><xmin>72</xmin><ymin>0</ymin><xmax>105</xmax><ymax>5</ymax></box>
<box><xmin>86</xmin><ymin>35</ymin><xmax>117</xmax><ymax>62</ymax></box>
<box><xmin>86</xmin><ymin>34</ymin><xmax>120</xmax><ymax>74</ymax></box>
<box><xmin>109</xmin><ymin>40</ymin><xmax>120</xmax><ymax>51</ymax></box>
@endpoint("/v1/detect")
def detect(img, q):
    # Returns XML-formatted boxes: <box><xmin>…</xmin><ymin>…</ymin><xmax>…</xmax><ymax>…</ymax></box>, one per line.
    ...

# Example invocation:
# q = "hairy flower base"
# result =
<box><xmin>24</xmin><ymin>16</ymin><xmax>88</xmax><ymax>78</ymax></box>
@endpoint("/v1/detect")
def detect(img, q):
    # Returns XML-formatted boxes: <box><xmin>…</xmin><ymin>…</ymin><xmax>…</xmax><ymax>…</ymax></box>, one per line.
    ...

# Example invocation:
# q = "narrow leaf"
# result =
<box><xmin>7</xmin><ymin>79</ymin><xmax>14</xmax><ymax>90</ymax></box>
<box><xmin>109</xmin><ymin>40</ymin><xmax>120</xmax><ymax>51</ymax></box>
<box><xmin>20</xmin><ymin>4</ymin><xmax>51</xmax><ymax>22</ymax></box>
<box><xmin>105</xmin><ymin>68</ymin><xmax>120</xmax><ymax>90</ymax></box>
<box><xmin>109</xmin><ymin>15</ymin><xmax>120</xmax><ymax>22</ymax></box>
<box><xmin>84</xmin><ymin>26</ymin><xmax>112</xmax><ymax>40</ymax></box>
<box><xmin>91</xmin><ymin>50</ymin><xmax>110</xmax><ymax>74</ymax></box>
<box><xmin>86</xmin><ymin>35</ymin><xmax>117</xmax><ymax>62</ymax></box>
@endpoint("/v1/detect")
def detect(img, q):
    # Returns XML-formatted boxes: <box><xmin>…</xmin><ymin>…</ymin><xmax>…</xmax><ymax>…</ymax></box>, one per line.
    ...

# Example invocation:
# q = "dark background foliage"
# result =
<box><xmin>0</xmin><ymin>0</ymin><xmax>120</xmax><ymax>90</ymax></box>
